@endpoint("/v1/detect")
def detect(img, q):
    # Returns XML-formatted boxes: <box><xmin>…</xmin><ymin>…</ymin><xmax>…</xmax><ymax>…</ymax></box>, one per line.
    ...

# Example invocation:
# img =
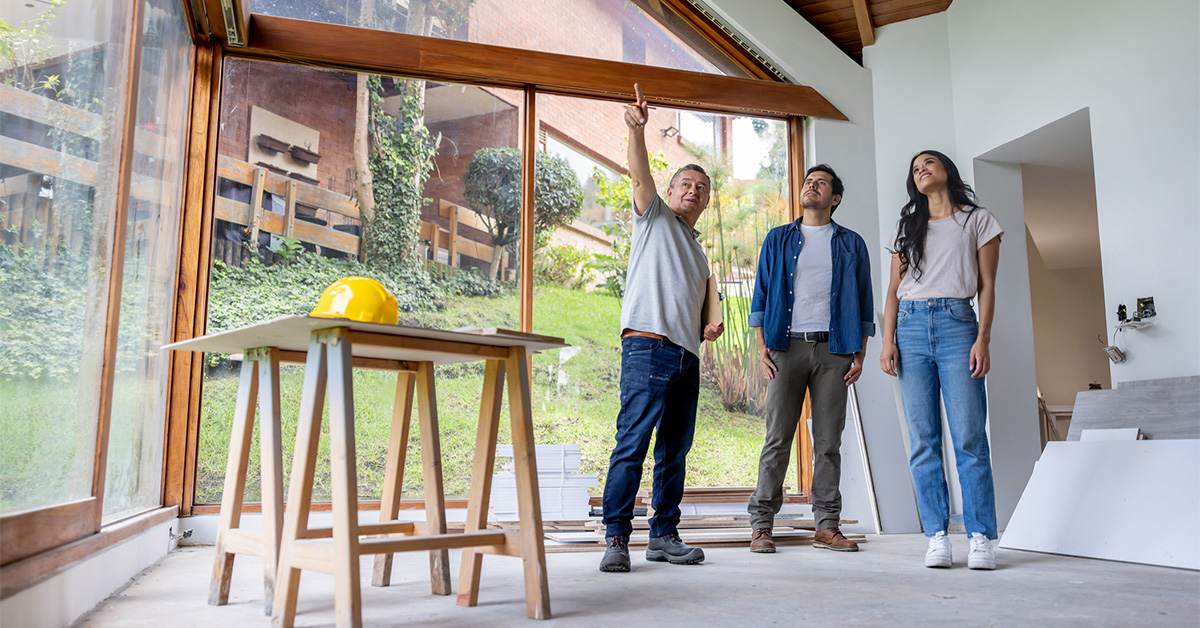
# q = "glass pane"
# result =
<box><xmin>102</xmin><ymin>0</ymin><xmax>192</xmax><ymax>521</ymax></box>
<box><xmin>252</xmin><ymin>0</ymin><xmax>752</xmax><ymax>78</ymax></box>
<box><xmin>0</xmin><ymin>0</ymin><xmax>133</xmax><ymax>512</ymax></box>
<box><xmin>532</xmin><ymin>94</ymin><xmax>790</xmax><ymax>500</ymax></box>
<box><xmin>196</xmin><ymin>58</ymin><xmax>523</xmax><ymax>505</ymax></box>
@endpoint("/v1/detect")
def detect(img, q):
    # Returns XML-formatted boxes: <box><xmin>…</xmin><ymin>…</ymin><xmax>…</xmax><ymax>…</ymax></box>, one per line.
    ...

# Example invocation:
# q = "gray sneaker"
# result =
<box><xmin>599</xmin><ymin>536</ymin><xmax>631</xmax><ymax>572</ymax></box>
<box><xmin>645</xmin><ymin>532</ymin><xmax>705</xmax><ymax>565</ymax></box>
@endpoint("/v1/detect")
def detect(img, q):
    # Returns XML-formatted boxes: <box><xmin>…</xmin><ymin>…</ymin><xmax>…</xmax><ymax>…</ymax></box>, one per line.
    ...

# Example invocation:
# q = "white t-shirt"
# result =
<box><xmin>790</xmin><ymin>222</ymin><xmax>834</xmax><ymax>333</ymax></box>
<box><xmin>888</xmin><ymin>208</ymin><xmax>1003</xmax><ymax>300</ymax></box>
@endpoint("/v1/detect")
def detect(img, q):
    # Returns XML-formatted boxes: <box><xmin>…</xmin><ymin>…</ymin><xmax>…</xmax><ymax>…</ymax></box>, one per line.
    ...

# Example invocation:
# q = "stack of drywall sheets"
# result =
<box><xmin>491</xmin><ymin>444</ymin><xmax>597</xmax><ymax>521</ymax></box>
<box><xmin>1002</xmin><ymin>377</ymin><xmax>1200</xmax><ymax>569</ymax></box>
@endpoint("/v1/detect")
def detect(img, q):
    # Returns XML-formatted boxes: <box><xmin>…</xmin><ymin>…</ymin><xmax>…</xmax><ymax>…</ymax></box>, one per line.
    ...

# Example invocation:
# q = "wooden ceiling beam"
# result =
<box><xmin>243</xmin><ymin>15</ymin><xmax>848</xmax><ymax>121</ymax></box>
<box><xmin>851</xmin><ymin>0</ymin><xmax>876</xmax><ymax>47</ymax></box>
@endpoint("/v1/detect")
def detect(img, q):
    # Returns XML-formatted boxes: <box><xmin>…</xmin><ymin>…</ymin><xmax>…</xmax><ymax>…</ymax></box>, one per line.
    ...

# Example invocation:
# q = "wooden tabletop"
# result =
<box><xmin>165</xmin><ymin>316</ymin><xmax>567</xmax><ymax>365</ymax></box>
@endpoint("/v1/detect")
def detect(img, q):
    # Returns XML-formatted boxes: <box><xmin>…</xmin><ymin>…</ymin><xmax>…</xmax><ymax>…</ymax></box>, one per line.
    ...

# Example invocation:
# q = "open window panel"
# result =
<box><xmin>529</xmin><ymin>92</ymin><xmax>796</xmax><ymax>505</ymax></box>
<box><xmin>1</xmin><ymin>0</ymin><xmax>192</xmax><ymax>564</ymax></box>
<box><xmin>193</xmin><ymin>56</ymin><xmax>528</xmax><ymax>511</ymax></box>
<box><xmin>250</xmin><ymin>0</ymin><xmax>769</xmax><ymax>79</ymax></box>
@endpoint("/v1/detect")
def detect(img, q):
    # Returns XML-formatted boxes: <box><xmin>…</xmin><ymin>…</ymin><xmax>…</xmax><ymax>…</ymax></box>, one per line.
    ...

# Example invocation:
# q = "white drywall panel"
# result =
<box><xmin>1000</xmin><ymin>440</ymin><xmax>1200</xmax><ymax>570</ymax></box>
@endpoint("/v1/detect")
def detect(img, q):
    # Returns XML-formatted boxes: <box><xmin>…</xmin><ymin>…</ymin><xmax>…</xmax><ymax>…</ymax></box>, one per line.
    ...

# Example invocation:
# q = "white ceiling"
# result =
<box><xmin>979</xmin><ymin>109</ymin><xmax>1102</xmax><ymax>270</ymax></box>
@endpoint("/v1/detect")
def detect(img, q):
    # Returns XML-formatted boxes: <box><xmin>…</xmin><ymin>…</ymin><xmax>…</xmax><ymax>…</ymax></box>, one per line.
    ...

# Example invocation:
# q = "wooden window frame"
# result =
<box><xmin>165</xmin><ymin>10</ymin><xmax>825</xmax><ymax>515</ymax></box>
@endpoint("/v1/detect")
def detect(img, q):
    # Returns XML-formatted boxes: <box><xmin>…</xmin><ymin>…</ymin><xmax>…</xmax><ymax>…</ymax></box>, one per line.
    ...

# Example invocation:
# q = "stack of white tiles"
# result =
<box><xmin>491</xmin><ymin>444</ymin><xmax>597</xmax><ymax>521</ymax></box>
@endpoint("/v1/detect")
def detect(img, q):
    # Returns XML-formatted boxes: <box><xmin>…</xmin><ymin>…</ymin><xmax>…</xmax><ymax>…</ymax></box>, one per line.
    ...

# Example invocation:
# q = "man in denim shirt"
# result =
<box><xmin>747</xmin><ymin>164</ymin><xmax>875</xmax><ymax>554</ymax></box>
<box><xmin>599</xmin><ymin>86</ymin><xmax>724</xmax><ymax>573</ymax></box>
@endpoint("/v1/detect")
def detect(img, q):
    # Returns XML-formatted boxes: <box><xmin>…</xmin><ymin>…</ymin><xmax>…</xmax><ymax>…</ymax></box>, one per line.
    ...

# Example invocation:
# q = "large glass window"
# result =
<box><xmin>196</xmin><ymin>58</ymin><xmax>524</xmax><ymax>505</ymax></box>
<box><xmin>531</xmin><ymin>93</ymin><xmax>791</xmax><ymax>497</ymax></box>
<box><xmin>0</xmin><ymin>0</ymin><xmax>134</xmax><ymax>513</ymax></box>
<box><xmin>251</xmin><ymin>0</ymin><xmax>753</xmax><ymax>78</ymax></box>
<box><xmin>102</xmin><ymin>0</ymin><xmax>193</xmax><ymax>521</ymax></box>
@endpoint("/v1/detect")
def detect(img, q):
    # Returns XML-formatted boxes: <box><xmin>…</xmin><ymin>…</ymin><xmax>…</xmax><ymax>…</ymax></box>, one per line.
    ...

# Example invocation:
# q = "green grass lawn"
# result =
<box><xmin>195</xmin><ymin>285</ymin><xmax>769</xmax><ymax>505</ymax></box>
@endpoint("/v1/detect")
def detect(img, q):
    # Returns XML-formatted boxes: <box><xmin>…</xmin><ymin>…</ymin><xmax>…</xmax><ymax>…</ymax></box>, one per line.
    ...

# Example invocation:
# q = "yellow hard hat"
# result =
<box><xmin>310</xmin><ymin>277</ymin><xmax>399</xmax><ymax>325</ymax></box>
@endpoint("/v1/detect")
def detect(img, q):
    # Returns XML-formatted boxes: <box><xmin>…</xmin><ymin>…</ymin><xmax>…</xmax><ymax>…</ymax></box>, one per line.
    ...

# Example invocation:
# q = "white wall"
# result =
<box><xmin>705</xmin><ymin>0</ymin><xmax>921</xmax><ymax>533</ymax></box>
<box><xmin>944</xmin><ymin>0</ymin><xmax>1200</xmax><ymax>383</ymax></box>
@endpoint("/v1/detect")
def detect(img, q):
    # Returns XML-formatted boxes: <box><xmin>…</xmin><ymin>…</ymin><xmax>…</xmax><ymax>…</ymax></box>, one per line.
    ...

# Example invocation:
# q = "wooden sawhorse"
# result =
<box><xmin>269</xmin><ymin>326</ymin><xmax>555</xmax><ymax>628</ymax></box>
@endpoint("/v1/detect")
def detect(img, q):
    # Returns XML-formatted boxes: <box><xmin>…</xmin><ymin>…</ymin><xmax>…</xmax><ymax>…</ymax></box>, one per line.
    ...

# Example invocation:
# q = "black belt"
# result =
<box><xmin>790</xmin><ymin>331</ymin><xmax>829</xmax><ymax>343</ymax></box>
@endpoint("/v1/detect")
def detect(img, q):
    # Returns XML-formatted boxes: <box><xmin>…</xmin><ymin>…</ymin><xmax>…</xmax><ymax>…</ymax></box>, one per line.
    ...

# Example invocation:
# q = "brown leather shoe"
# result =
<box><xmin>813</xmin><ymin>527</ymin><xmax>859</xmax><ymax>552</ymax></box>
<box><xmin>750</xmin><ymin>527</ymin><xmax>776</xmax><ymax>553</ymax></box>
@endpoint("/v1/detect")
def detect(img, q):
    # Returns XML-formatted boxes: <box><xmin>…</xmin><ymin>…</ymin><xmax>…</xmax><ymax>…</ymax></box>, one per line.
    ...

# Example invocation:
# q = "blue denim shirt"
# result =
<box><xmin>749</xmin><ymin>219</ymin><xmax>876</xmax><ymax>354</ymax></box>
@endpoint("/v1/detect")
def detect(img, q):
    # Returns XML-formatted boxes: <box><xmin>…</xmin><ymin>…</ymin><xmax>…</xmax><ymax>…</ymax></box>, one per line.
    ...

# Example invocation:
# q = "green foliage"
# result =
<box><xmin>0</xmin><ymin>0</ymin><xmax>64</xmax><ymax>94</ymax></box>
<box><xmin>360</xmin><ymin>77</ymin><xmax>437</xmax><ymax>270</ymax></box>
<box><xmin>272</xmin><ymin>235</ymin><xmax>306</xmax><ymax>264</ymax></box>
<box><xmin>435</xmin><ymin>266</ymin><xmax>508</xmax><ymax>298</ymax></box>
<box><xmin>534</xmin><ymin>243</ymin><xmax>594</xmax><ymax>289</ymax></box>
<box><xmin>0</xmin><ymin>244</ymin><xmax>87</xmax><ymax>381</ymax></box>
<box><xmin>208</xmin><ymin>253</ymin><xmax>429</xmax><ymax>329</ymax></box>
<box><xmin>461</xmin><ymin>148</ymin><xmax>584</xmax><ymax>249</ymax></box>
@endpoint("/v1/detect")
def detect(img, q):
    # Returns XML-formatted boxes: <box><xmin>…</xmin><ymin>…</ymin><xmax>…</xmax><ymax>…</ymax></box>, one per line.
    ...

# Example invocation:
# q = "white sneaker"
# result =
<box><xmin>925</xmin><ymin>531</ymin><xmax>952</xmax><ymax>568</ymax></box>
<box><xmin>968</xmin><ymin>533</ymin><xmax>996</xmax><ymax>570</ymax></box>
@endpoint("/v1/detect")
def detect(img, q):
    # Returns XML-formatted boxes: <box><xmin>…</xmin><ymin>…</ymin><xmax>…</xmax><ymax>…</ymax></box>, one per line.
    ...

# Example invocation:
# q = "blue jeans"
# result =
<box><xmin>602</xmin><ymin>336</ymin><xmax>700</xmax><ymax>538</ymax></box>
<box><xmin>896</xmin><ymin>299</ymin><xmax>998</xmax><ymax>539</ymax></box>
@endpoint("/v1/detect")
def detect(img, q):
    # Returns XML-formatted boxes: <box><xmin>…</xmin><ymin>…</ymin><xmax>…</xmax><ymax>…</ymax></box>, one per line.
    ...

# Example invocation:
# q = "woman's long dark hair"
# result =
<box><xmin>894</xmin><ymin>150</ymin><xmax>982</xmax><ymax>280</ymax></box>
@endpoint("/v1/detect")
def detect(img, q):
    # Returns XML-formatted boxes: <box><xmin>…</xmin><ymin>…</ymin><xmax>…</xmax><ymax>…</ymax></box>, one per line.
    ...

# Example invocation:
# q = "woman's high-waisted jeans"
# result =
<box><xmin>896</xmin><ymin>298</ymin><xmax>997</xmax><ymax>539</ymax></box>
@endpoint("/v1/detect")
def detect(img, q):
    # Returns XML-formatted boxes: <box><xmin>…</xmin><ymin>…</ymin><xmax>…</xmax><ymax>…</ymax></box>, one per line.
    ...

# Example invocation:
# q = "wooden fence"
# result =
<box><xmin>0</xmin><ymin>83</ymin><xmax>166</xmax><ymax>265</ymax></box>
<box><xmin>2</xmin><ymin>82</ymin><xmax>511</xmax><ymax>276</ymax></box>
<box><xmin>214</xmin><ymin>157</ymin><xmax>508</xmax><ymax>274</ymax></box>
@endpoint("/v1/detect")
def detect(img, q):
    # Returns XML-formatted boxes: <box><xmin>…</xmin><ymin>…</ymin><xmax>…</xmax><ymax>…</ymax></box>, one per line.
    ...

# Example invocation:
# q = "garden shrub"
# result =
<box><xmin>534</xmin><ymin>243</ymin><xmax>593</xmax><ymax>289</ymax></box>
<box><xmin>0</xmin><ymin>244</ymin><xmax>88</xmax><ymax>381</ymax></box>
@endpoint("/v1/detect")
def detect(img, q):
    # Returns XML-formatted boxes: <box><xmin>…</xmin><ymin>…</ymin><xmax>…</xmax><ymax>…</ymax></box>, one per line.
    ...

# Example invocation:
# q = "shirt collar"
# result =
<box><xmin>675</xmin><ymin>214</ymin><xmax>701</xmax><ymax>239</ymax></box>
<box><xmin>789</xmin><ymin>217</ymin><xmax>842</xmax><ymax>235</ymax></box>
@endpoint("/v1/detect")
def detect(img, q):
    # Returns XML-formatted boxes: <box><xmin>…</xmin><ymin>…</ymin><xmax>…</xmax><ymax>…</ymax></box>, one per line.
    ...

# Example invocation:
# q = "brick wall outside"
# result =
<box><xmin>219</xmin><ymin>59</ymin><xmax>358</xmax><ymax>198</ymax></box>
<box><xmin>424</xmin><ymin>107</ymin><xmax>521</xmax><ymax>223</ymax></box>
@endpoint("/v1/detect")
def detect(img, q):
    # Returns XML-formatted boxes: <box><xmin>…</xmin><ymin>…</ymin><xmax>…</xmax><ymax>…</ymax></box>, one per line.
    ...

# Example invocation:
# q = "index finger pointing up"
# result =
<box><xmin>634</xmin><ymin>83</ymin><xmax>644</xmax><ymax>105</ymax></box>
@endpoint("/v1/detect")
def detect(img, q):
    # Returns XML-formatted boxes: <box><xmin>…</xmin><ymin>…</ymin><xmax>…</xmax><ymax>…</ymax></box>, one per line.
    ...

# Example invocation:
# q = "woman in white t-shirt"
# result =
<box><xmin>880</xmin><ymin>150</ymin><xmax>1003</xmax><ymax>571</ymax></box>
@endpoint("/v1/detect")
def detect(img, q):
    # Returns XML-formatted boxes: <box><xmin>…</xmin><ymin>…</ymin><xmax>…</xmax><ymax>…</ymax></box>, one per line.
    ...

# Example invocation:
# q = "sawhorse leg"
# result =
<box><xmin>371</xmin><ymin>370</ymin><xmax>416</xmax><ymax>587</ymax></box>
<box><xmin>272</xmin><ymin>337</ymin><xmax>328</xmax><ymax>628</ymax></box>
<box><xmin>505</xmin><ymin>346</ymin><xmax>551</xmax><ymax>620</ymax></box>
<box><xmin>209</xmin><ymin>347</ymin><xmax>285</xmax><ymax>616</ymax></box>
<box><xmin>415</xmin><ymin>361</ymin><xmax>452</xmax><ymax>595</ymax></box>
<box><xmin>457</xmin><ymin>359</ymin><xmax>506</xmax><ymax>606</ymax></box>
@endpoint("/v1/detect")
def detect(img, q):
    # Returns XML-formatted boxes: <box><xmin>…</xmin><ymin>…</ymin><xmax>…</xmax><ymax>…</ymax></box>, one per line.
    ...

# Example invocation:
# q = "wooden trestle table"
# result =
<box><xmin>165</xmin><ymin>315</ymin><xmax>567</xmax><ymax>627</ymax></box>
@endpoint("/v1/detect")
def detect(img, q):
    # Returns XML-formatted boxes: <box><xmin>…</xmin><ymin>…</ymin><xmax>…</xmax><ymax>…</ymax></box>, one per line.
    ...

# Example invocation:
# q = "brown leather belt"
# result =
<box><xmin>622</xmin><ymin>330</ymin><xmax>665</xmax><ymax>341</ymax></box>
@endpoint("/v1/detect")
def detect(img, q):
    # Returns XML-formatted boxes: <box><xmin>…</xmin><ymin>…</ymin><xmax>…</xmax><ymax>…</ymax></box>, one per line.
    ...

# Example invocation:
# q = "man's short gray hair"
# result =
<box><xmin>669</xmin><ymin>164</ymin><xmax>709</xmax><ymax>188</ymax></box>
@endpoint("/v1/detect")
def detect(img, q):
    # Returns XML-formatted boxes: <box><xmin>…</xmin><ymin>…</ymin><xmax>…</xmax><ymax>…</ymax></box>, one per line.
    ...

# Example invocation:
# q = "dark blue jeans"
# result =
<box><xmin>602</xmin><ymin>336</ymin><xmax>700</xmax><ymax>538</ymax></box>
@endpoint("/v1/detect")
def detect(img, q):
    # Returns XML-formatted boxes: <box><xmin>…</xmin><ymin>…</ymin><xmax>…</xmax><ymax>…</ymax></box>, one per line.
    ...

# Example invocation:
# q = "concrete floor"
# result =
<box><xmin>74</xmin><ymin>535</ymin><xmax>1199</xmax><ymax>628</ymax></box>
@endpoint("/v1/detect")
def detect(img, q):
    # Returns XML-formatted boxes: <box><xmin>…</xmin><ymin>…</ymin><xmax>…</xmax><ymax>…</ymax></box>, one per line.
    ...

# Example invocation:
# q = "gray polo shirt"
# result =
<box><xmin>619</xmin><ymin>194</ymin><xmax>710</xmax><ymax>358</ymax></box>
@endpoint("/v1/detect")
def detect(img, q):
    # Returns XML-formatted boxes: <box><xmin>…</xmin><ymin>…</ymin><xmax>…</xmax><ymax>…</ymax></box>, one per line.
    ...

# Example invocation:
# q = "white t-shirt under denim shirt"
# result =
<box><xmin>790</xmin><ymin>222</ymin><xmax>835</xmax><ymax>333</ymax></box>
<box><xmin>887</xmin><ymin>208</ymin><xmax>1003</xmax><ymax>301</ymax></box>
